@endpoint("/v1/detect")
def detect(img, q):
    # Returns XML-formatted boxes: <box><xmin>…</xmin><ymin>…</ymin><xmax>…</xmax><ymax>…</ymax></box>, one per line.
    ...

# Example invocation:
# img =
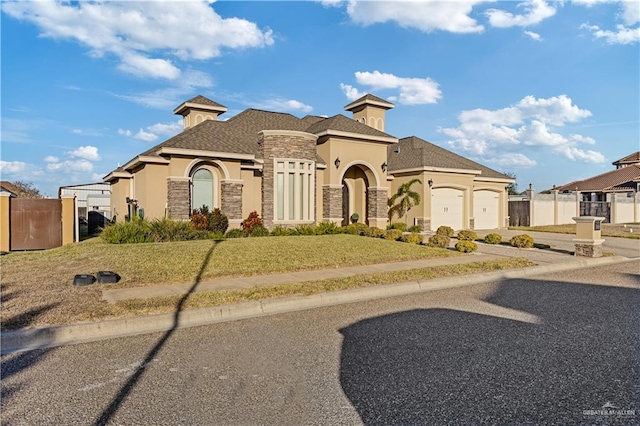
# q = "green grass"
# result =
<box><xmin>1</xmin><ymin>234</ymin><xmax>462</xmax><ymax>329</ymax></box>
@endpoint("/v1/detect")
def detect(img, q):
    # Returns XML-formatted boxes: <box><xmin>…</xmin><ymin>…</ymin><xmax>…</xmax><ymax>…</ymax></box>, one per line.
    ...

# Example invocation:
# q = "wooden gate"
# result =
<box><xmin>508</xmin><ymin>200</ymin><xmax>530</xmax><ymax>226</ymax></box>
<box><xmin>10</xmin><ymin>199</ymin><xmax>62</xmax><ymax>250</ymax></box>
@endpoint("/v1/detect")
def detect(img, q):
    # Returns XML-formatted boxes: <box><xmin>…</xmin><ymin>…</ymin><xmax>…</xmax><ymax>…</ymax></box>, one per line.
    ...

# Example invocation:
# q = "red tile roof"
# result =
<box><xmin>555</xmin><ymin>164</ymin><xmax>640</xmax><ymax>192</ymax></box>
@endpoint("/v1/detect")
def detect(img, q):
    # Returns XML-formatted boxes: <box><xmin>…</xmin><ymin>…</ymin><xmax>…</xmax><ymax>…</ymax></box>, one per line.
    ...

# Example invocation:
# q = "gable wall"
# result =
<box><xmin>110</xmin><ymin>177</ymin><xmax>131</xmax><ymax>222</ymax></box>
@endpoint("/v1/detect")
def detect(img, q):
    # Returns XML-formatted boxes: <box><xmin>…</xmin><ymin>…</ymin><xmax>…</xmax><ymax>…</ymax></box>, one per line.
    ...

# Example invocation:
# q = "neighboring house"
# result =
<box><xmin>0</xmin><ymin>181</ymin><xmax>43</xmax><ymax>198</ymax></box>
<box><xmin>105</xmin><ymin>94</ymin><xmax>513</xmax><ymax>231</ymax></box>
<box><xmin>59</xmin><ymin>182</ymin><xmax>111</xmax><ymax>220</ymax></box>
<box><xmin>553</xmin><ymin>151</ymin><xmax>640</xmax><ymax>202</ymax></box>
<box><xmin>0</xmin><ymin>181</ymin><xmax>19</xmax><ymax>197</ymax></box>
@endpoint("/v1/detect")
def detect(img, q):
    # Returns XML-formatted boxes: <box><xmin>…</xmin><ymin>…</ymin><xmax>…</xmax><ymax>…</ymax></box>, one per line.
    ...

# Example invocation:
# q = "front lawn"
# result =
<box><xmin>1</xmin><ymin>234</ymin><xmax>460</xmax><ymax>329</ymax></box>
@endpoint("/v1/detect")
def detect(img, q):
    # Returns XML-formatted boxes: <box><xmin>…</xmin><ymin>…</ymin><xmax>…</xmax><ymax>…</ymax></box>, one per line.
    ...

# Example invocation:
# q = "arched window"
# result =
<box><xmin>192</xmin><ymin>168</ymin><xmax>214</xmax><ymax>211</ymax></box>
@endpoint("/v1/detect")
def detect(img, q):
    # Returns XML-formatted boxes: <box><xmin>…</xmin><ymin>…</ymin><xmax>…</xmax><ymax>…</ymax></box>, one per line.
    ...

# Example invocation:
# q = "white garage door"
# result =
<box><xmin>474</xmin><ymin>190</ymin><xmax>500</xmax><ymax>229</ymax></box>
<box><xmin>431</xmin><ymin>188</ymin><xmax>464</xmax><ymax>230</ymax></box>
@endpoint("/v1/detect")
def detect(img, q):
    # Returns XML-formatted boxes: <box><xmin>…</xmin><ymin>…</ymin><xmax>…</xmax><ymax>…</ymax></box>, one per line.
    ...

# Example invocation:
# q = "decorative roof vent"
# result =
<box><xmin>174</xmin><ymin>95</ymin><xmax>228</xmax><ymax>129</ymax></box>
<box><xmin>344</xmin><ymin>94</ymin><xmax>394</xmax><ymax>132</ymax></box>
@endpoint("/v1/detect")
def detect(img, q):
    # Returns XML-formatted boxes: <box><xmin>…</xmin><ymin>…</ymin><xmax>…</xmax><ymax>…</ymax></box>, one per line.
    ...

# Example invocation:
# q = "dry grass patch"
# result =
<box><xmin>118</xmin><ymin>258</ymin><xmax>535</xmax><ymax>315</ymax></box>
<box><xmin>1</xmin><ymin>234</ymin><xmax>458</xmax><ymax>329</ymax></box>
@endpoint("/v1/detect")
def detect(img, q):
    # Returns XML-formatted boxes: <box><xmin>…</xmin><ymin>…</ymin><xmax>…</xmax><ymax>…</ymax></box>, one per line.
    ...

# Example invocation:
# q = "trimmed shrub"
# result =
<box><xmin>190</xmin><ymin>206</ymin><xmax>229</xmax><ymax>234</ymax></box>
<box><xmin>354</xmin><ymin>222</ymin><xmax>370</xmax><ymax>236</ymax></box>
<box><xmin>250</xmin><ymin>225</ymin><xmax>270</xmax><ymax>237</ymax></box>
<box><xmin>271</xmin><ymin>225</ymin><xmax>299</xmax><ymax>236</ymax></box>
<box><xmin>225</xmin><ymin>228</ymin><xmax>249</xmax><ymax>238</ymax></box>
<box><xmin>384</xmin><ymin>229</ymin><xmax>404</xmax><ymax>241</ymax></box>
<box><xmin>436</xmin><ymin>226</ymin><xmax>454</xmax><ymax>237</ymax></box>
<box><xmin>510</xmin><ymin>234</ymin><xmax>534</xmax><ymax>248</ymax></box>
<box><xmin>316</xmin><ymin>221</ymin><xmax>340</xmax><ymax>235</ymax></box>
<box><xmin>457</xmin><ymin>230</ymin><xmax>477</xmax><ymax>241</ymax></box>
<box><xmin>369</xmin><ymin>227</ymin><xmax>386</xmax><ymax>238</ymax></box>
<box><xmin>295</xmin><ymin>224</ymin><xmax>317</xmax><ymax>235</ymax></box>
<box><xmin>242</xmin><ymin>211</ymin><xmax>263</xmax><ymax>234</ymax></box>
<box><xmin>101</xmin><ymin>218</ymin><xmax>152</xmax><ymax>244</ymax></box>
<box><xmin>387</xmin><ymin>222</ymin><xmax>407</xmax><ymax>232</ymax></box>
<box><xmin>484</xmin><ymin>233</ymin><xmax>502</xmax><ymax>244</ymax></box>
<box><xmin>148</xmin><ymin>218</ymin><xmax>203</xmax><ymax>242</ymax></box>
<box><xmin>341</xmin><ymin>224</ymin><xmax>359</xmax><ymax>235</ymax></box>
<box><xmin>455</xmin><ymin>241</ymin><xmax>478</xmax><ymax>253</ymax></box>
<box><xmin>350</xmin><ymin>213</ymin><xmax>359</xmax><ymax>224</ymax></box>
<box><xmin>427</xmin><ymin>234</ymin><xmax>450</xmax><ymax>249</ymax></box>
<box><xmin>402</xmin><ymin>232</ymin><xmax>423</xmax><ymax>245</ymax></box>
<box><xmin>408</xmin><ymin>225</ymin><xmax>422</xmax><ymax>233</ymax></box>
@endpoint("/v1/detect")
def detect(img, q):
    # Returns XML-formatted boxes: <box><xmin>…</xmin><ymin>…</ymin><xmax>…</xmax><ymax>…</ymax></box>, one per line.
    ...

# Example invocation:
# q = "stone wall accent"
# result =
<box><xmin>415</xmin><ymin>217</ymin><xmax>429</xmax><ymax>232</ymax></box>
<box><xmin>323</xmin><ymin>186</ymin><xmax>343</xmax><ymax>222</ymax></box>
<box><xmin>221</xmin><ymin>181</ymin><xmax>243</xmax><ymax>221</ymax></box>
<box><xmin>469</xmin><ymin>218</ymin><xmax>475</xmax><ymax>230</ymax></box>
<box><xmin>260</xmin><ymin>131</ymin><xmax>317</xmax><ymax>229</ymax></box>
<box><xmin>574</xmin><ymin>242</ymin><xmax>603</xmax><ymax>258</ymax></box>
<box><xmin>366</xmin><ymin>188</ymin><xmax>389</xmax><ymax>221</ymax></box>
<box><xmin>167</xmin><ymin>178</ymin><xmax>190</xmax><ymax>220</ymax></box>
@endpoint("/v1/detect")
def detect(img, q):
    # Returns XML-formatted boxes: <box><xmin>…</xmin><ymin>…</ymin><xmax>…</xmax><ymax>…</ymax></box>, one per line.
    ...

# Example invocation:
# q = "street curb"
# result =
<box><xmin>1</xmin><ymin>255</ymin><xmax>632</xmax><ymax>355</ymax></box>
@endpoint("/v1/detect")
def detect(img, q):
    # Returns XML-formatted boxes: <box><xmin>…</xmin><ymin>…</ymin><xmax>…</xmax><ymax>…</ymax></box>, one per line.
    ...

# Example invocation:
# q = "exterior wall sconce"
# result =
<box><xmin>428</xmin><ymin>179</ymin><xmax>433</xmax><ymax>187</ymax></box>
<box><xmin>381</xmin><ymin>162</ymin><xmax>387</xmax><ymax>172</ymax></box>
<box><xmin>334</xmin><ymin>157</ymin><xmax>341</xmax><ymax>168</ymax></box>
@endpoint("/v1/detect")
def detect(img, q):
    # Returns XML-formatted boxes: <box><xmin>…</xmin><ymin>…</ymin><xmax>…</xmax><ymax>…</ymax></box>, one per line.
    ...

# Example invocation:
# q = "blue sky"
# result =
<box><xmin>1</xmin><ymin>0</ymin><xmax>638</xmax><ymax>197</ymax></box>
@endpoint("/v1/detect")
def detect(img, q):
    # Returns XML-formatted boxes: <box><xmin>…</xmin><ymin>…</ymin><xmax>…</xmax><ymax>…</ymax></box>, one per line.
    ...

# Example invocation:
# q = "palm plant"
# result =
<box><xmin>388</xmin><ymin>178</ymin><xmax>421</xmax><ymax>226</ymax></box>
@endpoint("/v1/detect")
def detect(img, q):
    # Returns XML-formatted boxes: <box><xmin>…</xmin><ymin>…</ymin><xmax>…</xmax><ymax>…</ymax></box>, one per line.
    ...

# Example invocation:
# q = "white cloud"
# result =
<box><xmin>2</xmin><ymin>1</ymin><xmax>274</xmax><ymax>80</ymax></box>
<box><xmin>319</xmin><ymin>0</ymin><xmax>344</xmax><ymax>7</ymax></box>
<box><xmin>91</xmin><ymin>173</ymin><xmax>106</xmax><ymax>181</ymax></box>
<box><xmin>439</xmin><ymin>94</ymin><xmax>605</xmax><ymax>164</ymax></box>
<box><xmin>524</xmin><ymin>30</ymin><xmax>542</xmax><ymax>40</ymax></box>
<box><xmin>345</xmin><ymin>0</ymin><xmax>487</xmax><ymax>33</ymax></box>
<box><xmin>46</xmin><ymin>159</ymin><xmax>94</xmax><ymax>173</ymax></box>
<box><xmin>574</xmin><ymin>0</ymin><xmax>640</xmax><ymax>25</ymax></box>
<box><xmin>340</xmin><ymin>83</ymin><xmax>364</xmax><ymax>101</ymax></box>
<box><xmin>488</xmin><ymin>153</ymin><xmax>538</xmax><ymax>167</ymax></box>
<box><xmin>0</xmin><ymin>160</ymin><xmax>29</xmax><ymax>174</ymax></box>
<box><xmin>486</xmin><ymin>0</ymin><xmax>557</xmax><ymax>28</ymax></box>
<box><xmin>581</xmin><ymin>23</ymin><xmax>640</xmax><ymax>44</ymax></box>
<box><xmin>118</xmin><ymin>129</ymin><xmax>132</xmax><ymax>137</ymax></box>
<box><xmin>147</xmin><ymin>119</ymin><xmax>183</xmax><ymax>136</ymax></box>
<box><xmin>342</xmin><ymin>70</ymin><xmax>442</xmax><ymax>105</ymax></box>
<box><xmin>68</xmin><ymin>145</ymin><xmax>101</xmax><ymax>161</ymax></box>
<box><xmin>44</xmin><ymin>156</ymin><xmax>59</xmax><ymax>163</ymax></box>
<box><xmin>134</xmin><ymin>129</ymin><xmax>159</xmax><ymax>142</ymax></box>
<box><xmin>72</xmin><ymin>129</ymin><xmax>83</xmax><ymax>134</ymax></box>
<box><xmin>253</xmin><ymin>98</ymin><xmax>314</xmax><ymax>113</ymax></box>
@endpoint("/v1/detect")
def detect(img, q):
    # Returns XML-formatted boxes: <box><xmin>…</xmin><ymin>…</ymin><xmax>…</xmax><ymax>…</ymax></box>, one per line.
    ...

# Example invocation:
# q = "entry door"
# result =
<box><xmin>474</xmin><ymin>190</ymin><xmax>500</xmax><ymax>229</ymax></box>
<box><xmin>431</xmin><ymin>188</ymin><xmax>464</xmax><ymax>230</ymax></box>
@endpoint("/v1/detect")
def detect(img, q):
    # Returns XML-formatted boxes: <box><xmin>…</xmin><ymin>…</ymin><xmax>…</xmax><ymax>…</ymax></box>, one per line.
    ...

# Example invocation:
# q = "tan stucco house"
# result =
<box><xmin>105</xmin><ymin>94</ymin><xmax>513</xmax><ymax>231</ymax></box>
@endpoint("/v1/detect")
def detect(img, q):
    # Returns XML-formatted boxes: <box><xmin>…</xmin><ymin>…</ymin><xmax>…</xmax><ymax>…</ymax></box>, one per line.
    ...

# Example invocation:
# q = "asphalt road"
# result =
<box><xmin>2</xmin><ymin>260</ymin><xmax>639</xmax><ymax>425</ymax></box>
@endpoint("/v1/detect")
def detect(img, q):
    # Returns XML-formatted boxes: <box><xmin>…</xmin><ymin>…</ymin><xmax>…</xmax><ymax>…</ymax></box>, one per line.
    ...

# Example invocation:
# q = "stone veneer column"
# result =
<box><xmin>367</xmin><ymin>188</ymin><xmax>389</xmax><ymax>229</ymax></box>
<box><xmin>259</xmin><ymin>130</ymin><xmax>318</xmax><ymax>229</ymax></box>
<box><xmin>167</xmin><ymin>177</ymin><xmax>190</xmax><ymax>220</ymax></box>
<box><xmin>322</xmin><ymin>185</ymin><xmax>343</xmax><ymax>224</ymax></box>
<box><xmin>221</xmin><ymin>180</ymin><xmax>243</xmax><ymax>228</ymax></box>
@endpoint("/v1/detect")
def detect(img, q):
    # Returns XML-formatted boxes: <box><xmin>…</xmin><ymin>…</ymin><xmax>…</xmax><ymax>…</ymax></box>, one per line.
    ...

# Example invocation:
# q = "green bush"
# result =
<box><xmin>484</xmin><ymin>233</ymin><xmax>502</xmax><ymax>244</ymax></box>
<box><xmin>341</xmin><ymin>224</ymin><xmax>359</xmax><ymax>235</ymax></box>
<box><xmin>250</xmin><ymin>225</ymin><xmax>270</xmax><ymax>237</ymax></box>
<box><xmin>510</xmin><ymin>234</ymin><xmax>534</xmax><ymax>248</ymax></box>
<box><xmin>455</xmin><ymin>241</ymin><xmax>478</xmax><ymax>253</ymax></box>
<box><xmin>402</xmin><ymin>232</ymin><xmax>423</xmax><ymax>245</ymax></box>
<box><xmin>225</xmin><ymin>228</ymin><xmax>249</xmax><ymax>238</ymax></box>
<box><xmin>295</xmin><ymin>224</ymin><xmax>317</xmax><ymax>235</ymax></box>
<box><xmin>457</xmin><ymin>230</ymin><xmax>477</xmax><ymax>241</ymax></box>
<box><xmin>408</xmin><ymin>225</ymin><xmax>422</xmax><ymax>233</ymax></box>
<box><xmin>428</xmin><ymin>234</ymin><xmax>450</xmax><ymax>249</ymax></box>
<box><xmin>101</xmin><ymin>217</ymin><xmax>153</xmax><ymax>244</ymax></box>
<box><xmin>316</xmin><ymin>221</ymin><xmax>340</xmax><ymax>235</ymax></box>
<box><xmin>369</xmin><ymin>227</ymin><xmax>386</xmax><ymax>238</ymax></box>
<box><xmin>387</xmin><ymin>222</ymin><xmax>407</xmax><ymax>232</ymax></box>
<box><xmin>350</xmin><ymin>213</ymin><xmax>359</xmax><ymax>224</ymax></box>
<box><xmin>436</xmin><ymin>226</ymin><xmax>454</xmax><ymax>237</ymax></box>
<box><xmin>271</xmin><ymin>225</ymin><xmax>299</xmax><ymax>236</ymax></box>
<box><xmin>384</xmin><ymin>229</ymin><xmax>404</xmax><ymax>241</ymax></box>
<box><xmin>149</xmin><ymin>218</ymin><xmax>204</xmax><ymax>242</ymax></box>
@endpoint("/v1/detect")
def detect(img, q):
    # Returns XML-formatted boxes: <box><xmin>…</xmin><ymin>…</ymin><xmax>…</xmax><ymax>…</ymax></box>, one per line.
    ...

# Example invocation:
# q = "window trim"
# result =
<box><xmin>273</xmin><ymin>158</ymin><xmax>314</xmax><ymax>224</ymax></box>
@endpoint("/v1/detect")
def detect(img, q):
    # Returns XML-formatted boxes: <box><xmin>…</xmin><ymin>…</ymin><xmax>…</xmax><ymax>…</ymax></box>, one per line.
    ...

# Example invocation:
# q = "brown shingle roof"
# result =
<box><xmin>555</xmin><ymin>164</ymin><xmax>640</xmax><ymax>192</ymax></box>
<box><xmin>344</xmin><ymin>94</ymin><xmax>394</xmax><ymax>110</ymax></box>
<box><xmin>305</xmin><ymin>114</ymin><xmax>396</xmax><ymax>139</ymax></box>
<box><xmin>612</xmin><ymin>151</ymin><xmax>640</xmax><ymax>166</ymax></box>
<box><xmin>185</xmin><ymin>95</ymin><xmax>227</xmax><ymax>109</ymax></box>
<box><xmin>387</xmin><ymin>136</ymin><xmax>511</xmax><ymax>179</ymax></box>
<box><xmin>0</xmin><ymin>181</ymin><xmax>20</xmax><ymax>196</ymax></box>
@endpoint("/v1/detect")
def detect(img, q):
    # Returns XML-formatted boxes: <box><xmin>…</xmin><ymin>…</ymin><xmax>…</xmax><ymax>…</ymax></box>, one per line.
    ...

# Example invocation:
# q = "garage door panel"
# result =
<box><xmin>431</xmin><ymin>188</ymin><xmax>463</xmax><ymax>231</ymax></box>
<box><xmin>474</xmin><ymin>190</ymin><xmax>499</xmax><ymax>229</ymax></box>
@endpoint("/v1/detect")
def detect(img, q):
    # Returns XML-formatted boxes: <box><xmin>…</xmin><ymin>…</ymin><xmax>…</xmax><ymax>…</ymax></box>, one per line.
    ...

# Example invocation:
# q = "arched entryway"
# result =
<box><xmin>341</xmin><ymin>165</ymin><xmax>371</xmax><ymax>226</ymax></box>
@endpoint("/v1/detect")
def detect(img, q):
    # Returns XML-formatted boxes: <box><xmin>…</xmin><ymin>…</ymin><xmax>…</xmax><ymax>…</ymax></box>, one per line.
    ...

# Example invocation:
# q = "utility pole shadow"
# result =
<box><xmin>94</xmin><ymin>240</ymin><xmax>221</xmax><ymax>426</ymax></box>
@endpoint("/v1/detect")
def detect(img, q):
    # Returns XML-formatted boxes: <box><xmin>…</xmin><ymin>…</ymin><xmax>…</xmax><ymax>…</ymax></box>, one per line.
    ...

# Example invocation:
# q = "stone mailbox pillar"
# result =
<box><xmin>572</xmin><ymin>216</ymin><xmax>605</xmax><ymax>257</ymax></box>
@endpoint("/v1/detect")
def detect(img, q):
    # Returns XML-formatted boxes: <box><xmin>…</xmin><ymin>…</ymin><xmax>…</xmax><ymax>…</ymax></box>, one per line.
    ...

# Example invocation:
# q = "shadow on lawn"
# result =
<box><xmin>94</xmin><ymin>240</ymin><xmax>221</xmax><ymax>426</ymax></box>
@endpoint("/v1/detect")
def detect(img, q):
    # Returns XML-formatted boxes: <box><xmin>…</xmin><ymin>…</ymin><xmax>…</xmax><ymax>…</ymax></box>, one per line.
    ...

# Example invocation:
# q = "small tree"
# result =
<box><xmin>388</xmin><ymin>178</ymin><xmax>421</xmax><ymax>227</ymax></box>
<box><xmin>503</xmin><ymin>172</ymin><xmax>518</xmax><ymax>195</ymax></box>
<box><xmin>8</xmin><ymin>181</ymin><xmax>43</xmax><ymax>198</ymax></box>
